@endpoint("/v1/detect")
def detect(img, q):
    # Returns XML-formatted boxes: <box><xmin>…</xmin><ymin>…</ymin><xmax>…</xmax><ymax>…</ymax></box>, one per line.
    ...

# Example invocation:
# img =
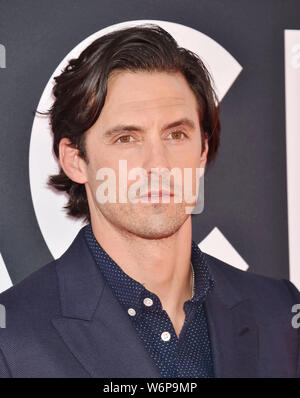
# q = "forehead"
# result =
<box><xmin>100</xmin><ymin>70</ymin><xmax>199</xmax><ymax>121</ymax></box>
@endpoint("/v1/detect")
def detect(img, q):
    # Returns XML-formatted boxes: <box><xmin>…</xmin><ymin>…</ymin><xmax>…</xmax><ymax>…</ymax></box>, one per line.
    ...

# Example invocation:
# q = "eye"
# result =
<box><xmin>166</xmin><ymin>131</ymin><xmax>187</xmax><ymax>140</ymax></box>
<box><xmin>115</xmin><ymin>135</ymin><xmax>135</xmax><ymax>144</ymax></box>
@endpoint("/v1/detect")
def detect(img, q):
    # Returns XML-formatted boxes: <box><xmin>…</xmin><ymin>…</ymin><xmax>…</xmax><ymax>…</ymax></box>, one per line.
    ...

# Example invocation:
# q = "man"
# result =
<box><xmin>0</xmin><ymin>24</ymin><xmax>299</xmax><ymax>378</ymax></box>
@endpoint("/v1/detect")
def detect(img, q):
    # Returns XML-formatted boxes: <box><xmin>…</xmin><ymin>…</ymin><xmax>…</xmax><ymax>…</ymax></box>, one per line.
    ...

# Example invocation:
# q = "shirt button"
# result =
<box><xmin>143</xmin><ymin>298</ymin><xmax>153</xmax><ymax>307</ymax></box>
<box><xmin>128</xmin><ymin>308</ymin><xmax>136</xmax><ymax>316</ymax></box>
<box><xmin>161</xmin><ymin>331</ymin><xmax>171</xmax><ymax>342</ymax></box>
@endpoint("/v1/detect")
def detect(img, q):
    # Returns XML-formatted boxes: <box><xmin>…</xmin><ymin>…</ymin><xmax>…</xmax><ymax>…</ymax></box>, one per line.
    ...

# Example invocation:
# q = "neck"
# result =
<box><xmin>90</xmin><ymin>212</ymin><xmax>193</xmax><ymax>320</ymax></box>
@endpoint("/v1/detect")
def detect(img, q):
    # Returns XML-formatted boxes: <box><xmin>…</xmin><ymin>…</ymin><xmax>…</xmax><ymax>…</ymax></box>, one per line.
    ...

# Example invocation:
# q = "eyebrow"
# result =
<box><xmin>102</xmin><ymin>117</ymin><xmax>196</xmax><ymax>139</ymax></box>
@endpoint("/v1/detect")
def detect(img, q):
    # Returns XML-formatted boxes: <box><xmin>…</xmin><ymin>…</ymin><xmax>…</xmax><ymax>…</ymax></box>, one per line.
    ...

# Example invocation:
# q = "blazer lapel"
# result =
<box><xmin>204</xmin><ymin>254</ymin><xmax>259</xmax><ymax>378</ymax></box>
<box><xmin>52</xmin><ymin>228</ymin><xmax>161</xmax><ymax>378</ymax></box>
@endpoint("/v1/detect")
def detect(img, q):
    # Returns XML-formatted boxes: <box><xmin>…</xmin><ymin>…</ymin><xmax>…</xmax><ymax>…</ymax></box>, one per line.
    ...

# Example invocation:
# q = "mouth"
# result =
<box><xmin>139</xmin><ymin>190</ymin><xmax>174</xmax><ymax>201</ymax></box>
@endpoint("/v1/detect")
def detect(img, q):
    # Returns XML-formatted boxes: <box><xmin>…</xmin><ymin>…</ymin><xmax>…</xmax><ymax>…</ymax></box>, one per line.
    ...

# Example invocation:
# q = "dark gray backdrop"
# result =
<box><xmin>0</xmin><ymin>0</ymin><xmax>299</xmax><ymax>284</ymax></box>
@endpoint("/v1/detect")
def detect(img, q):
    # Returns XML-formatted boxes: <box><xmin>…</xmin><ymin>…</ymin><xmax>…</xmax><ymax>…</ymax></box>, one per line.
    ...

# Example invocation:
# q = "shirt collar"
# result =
<box><xmin>84</xmin><ymin>223</ymin><xmax>215</xmax><ymax>316</ymax></box>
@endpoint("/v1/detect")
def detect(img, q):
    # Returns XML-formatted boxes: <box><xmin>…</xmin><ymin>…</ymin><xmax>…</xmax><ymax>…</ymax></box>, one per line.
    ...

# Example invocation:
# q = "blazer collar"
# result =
<box><xmin>54</xmin><ymin>227</ymin><xmax>104</xmax><ymax>321</ymax></box>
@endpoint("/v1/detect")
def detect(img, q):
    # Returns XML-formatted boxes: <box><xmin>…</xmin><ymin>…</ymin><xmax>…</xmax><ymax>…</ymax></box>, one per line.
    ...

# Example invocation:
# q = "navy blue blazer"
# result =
<box><xmin>0</xmin><ymin>227</ymin><xmax>299</xmax><ymax>378</ymax></box>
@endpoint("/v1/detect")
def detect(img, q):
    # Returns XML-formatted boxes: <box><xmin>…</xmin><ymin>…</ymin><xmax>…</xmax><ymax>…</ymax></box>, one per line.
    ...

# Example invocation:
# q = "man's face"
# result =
<box><xmin>83</xmin><ymin>70</ymin><xmax>208</xmax><ymax>239</ymax></box>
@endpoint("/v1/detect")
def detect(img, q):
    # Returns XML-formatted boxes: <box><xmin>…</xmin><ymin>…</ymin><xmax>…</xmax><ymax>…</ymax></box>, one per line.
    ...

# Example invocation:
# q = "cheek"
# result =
<box><xmin>175</xmin><ymin>144</ymin><xmax>202</xmax><ymax>169</ymax></box>
<box><xmin>86</xmin><ymin>143</ymin><xmax>114</xmax><ymax>176</ymax></box>
<box><xmin>85</xmin><ymin>163</ymin><xmax>98</xmax><ymax>193</ymax></box>
<box><xmin>86</xmin><ymin>155</ymin><xmax>122</xmax><ymax>198</ymax></box>
<box><xmin>190</xmin><ymin>137</ymin><xmax>203</xmax><ymax>167</ymax></box>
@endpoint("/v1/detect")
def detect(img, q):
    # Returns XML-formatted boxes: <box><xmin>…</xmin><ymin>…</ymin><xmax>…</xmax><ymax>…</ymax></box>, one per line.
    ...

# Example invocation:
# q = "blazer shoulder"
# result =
<box><xmin>0</xmin><ymin>259</ymin><xmax>60</xmax><ymax>321</ymax></box>
<box><xmin>0</xmin><ymin>259</ymin><xmax>64</xmax><ymax>378</ymax></box>
<box><xmin>204</xmin><ymin>252</ymin><xmax>300</xmax><ymax>312</ymax></box>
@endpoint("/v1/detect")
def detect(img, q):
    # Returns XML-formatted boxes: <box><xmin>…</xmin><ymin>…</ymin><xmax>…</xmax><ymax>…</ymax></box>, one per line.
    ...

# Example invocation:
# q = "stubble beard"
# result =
<box><xmin>97</xmin><ymin>200</ymin><xmax>190</xmax><ymax>240</ymax></box>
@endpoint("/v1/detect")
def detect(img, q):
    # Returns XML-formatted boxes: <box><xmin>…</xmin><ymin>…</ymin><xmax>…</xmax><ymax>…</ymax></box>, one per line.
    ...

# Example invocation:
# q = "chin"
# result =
<box><xmin>127</xmin><ymin>220</ymin><xmax>185</xmax><ymax>240</ymax></box>
<box><xmin>133</xmin><ymin>230</ymin><xmax>177</xmax><ymax>240</ymax></box>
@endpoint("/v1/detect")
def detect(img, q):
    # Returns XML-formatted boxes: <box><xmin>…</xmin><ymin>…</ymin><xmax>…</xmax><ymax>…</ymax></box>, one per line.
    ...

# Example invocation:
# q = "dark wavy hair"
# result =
<box><xmin>40</xmin><ymin>23</ymin><xmax>221</xmax><ymax>222</ymax></box>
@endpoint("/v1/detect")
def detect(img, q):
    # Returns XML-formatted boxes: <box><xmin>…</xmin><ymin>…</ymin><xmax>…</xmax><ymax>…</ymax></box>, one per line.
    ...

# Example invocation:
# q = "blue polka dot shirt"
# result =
<box><xmin>84</xmin><ymin>223</ymin><xmax>215</xmax><ymax>378</ymax></box>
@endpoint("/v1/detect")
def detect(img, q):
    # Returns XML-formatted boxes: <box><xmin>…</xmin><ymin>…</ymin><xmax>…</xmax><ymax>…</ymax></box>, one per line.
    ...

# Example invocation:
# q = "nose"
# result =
<box><xmin>141</xmin><ymin>134</ymin><xmax>171</xmax><ymax>175</ymax></box>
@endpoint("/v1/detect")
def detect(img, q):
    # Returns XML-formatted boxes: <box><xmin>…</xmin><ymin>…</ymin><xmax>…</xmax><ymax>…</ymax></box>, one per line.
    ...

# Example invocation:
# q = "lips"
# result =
<box><xmin>139</xmin><ymin>190</ymin><xmax>174</xmax><ymax>199</ymax></box>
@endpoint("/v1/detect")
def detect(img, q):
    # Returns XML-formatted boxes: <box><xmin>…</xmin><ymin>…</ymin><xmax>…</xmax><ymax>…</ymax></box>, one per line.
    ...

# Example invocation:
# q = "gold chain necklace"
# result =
<box><xmin>191</xmin><ymin>262</ymin><xmax>195</xmax><ymax>299</ymax></box>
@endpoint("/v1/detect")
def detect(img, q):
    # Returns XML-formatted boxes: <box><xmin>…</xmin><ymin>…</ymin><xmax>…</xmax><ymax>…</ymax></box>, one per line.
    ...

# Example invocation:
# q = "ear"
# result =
<box><xmin>200</xmin><ymin>133</ymin><xmax>209</xmax><ymax>168</ymax></box>
<box><xmin>58</xmin><ymin>138</ymin><xmax>88</xmax><ymax>184</ymax></box>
